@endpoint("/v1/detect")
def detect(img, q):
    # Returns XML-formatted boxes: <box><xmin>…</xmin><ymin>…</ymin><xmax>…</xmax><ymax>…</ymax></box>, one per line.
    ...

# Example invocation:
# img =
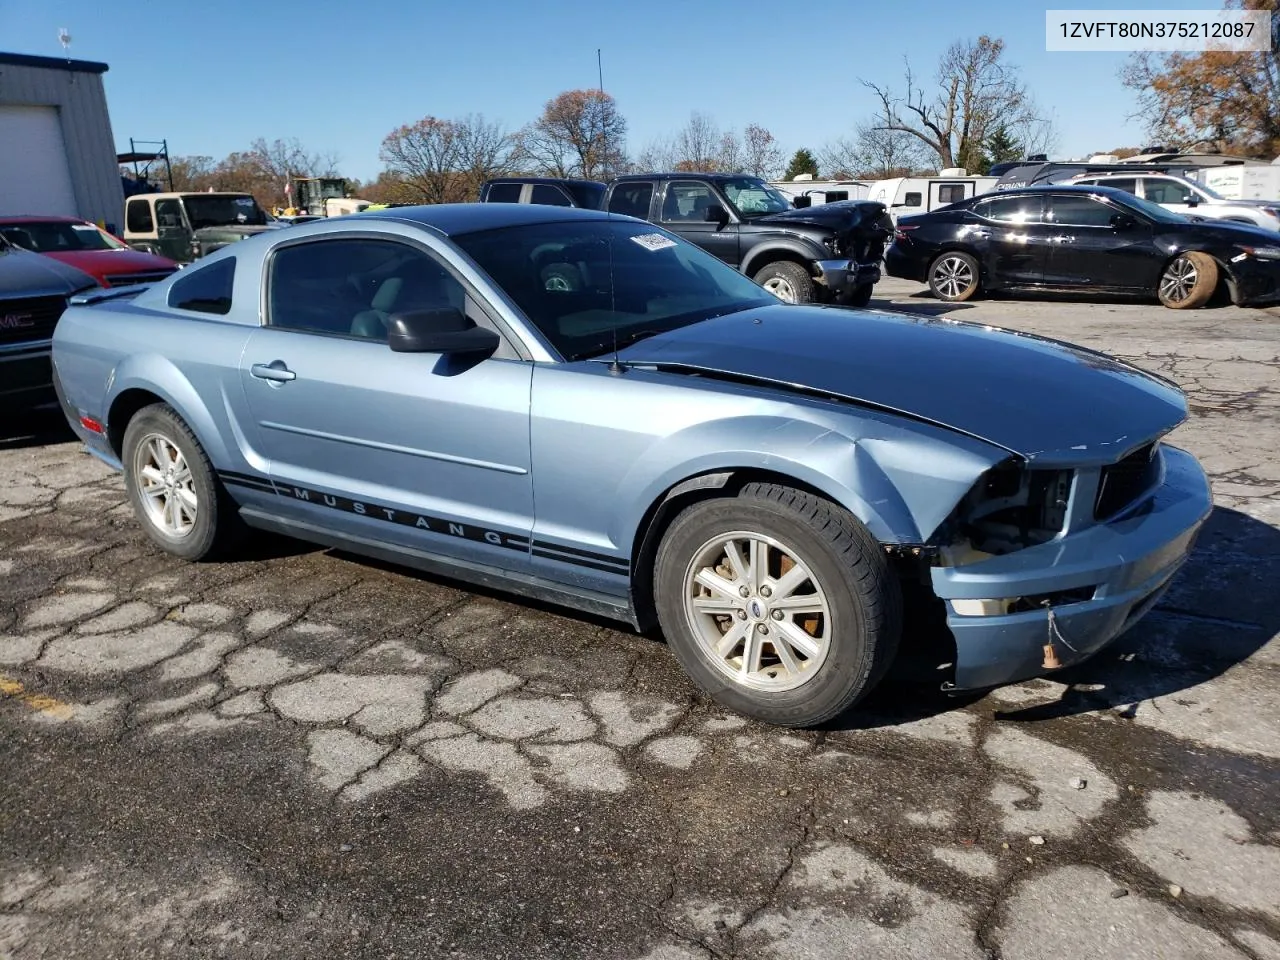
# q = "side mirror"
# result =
<box><xmin>1185</xmin><ymin>195</ymin><xmax>1199</xmax><ymax>207</ymax></box>
<box><xmin>387</xmin><ymin>308</ymin><xmax>499</xmax><ymax>356</ymax></box>
<box><xmin>1110</xmin><ymin>213</ymin><xmax>1137</xmax><ymax>230</ymax></box>
<box><xmin>791</xmin><ymin>196</ymin><xmax>812</xmax><ymax>209</ymax></box>
<box><xmin>703</xmin><ymin>203</ymin><xmax>729</xmax><ymax>224</ymax></box>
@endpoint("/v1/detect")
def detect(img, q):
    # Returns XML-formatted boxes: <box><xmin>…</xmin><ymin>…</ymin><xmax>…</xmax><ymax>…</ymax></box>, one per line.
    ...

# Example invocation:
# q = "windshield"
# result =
<box><xmin>718</xmin><ymin>177</ymin><xmax>793</xmax><ymax>217</ymax></box>
<box><xmin>452</xmin><ymin>219</ymin><xmax>777</xmax><ymax>361</ymax></box>
<box><xmin>182</xmin><ymin>195</ymin><xmax>269</xmax><ymax>229</ymax></box>
<box><xmin>1107</xmin><ymin>191</ymin><xmax>1192</xmax><ymax>224</ymax></box>
<box><xmin>0</xmin><ymin>220</ymin><xmax>126</xmax><ymax>253</ymax></box>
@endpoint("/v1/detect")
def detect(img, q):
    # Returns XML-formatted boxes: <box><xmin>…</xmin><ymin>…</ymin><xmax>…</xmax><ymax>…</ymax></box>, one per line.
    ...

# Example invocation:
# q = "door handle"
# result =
<box><xmin>250</xmin><ymin>360</ymin><xmax>296</xmax><ymax>382</ymax></box>
<box><xmin>1051</xmin><ymin>235</ymin><xmax>1076</xmax><ymax>243</ymax></box>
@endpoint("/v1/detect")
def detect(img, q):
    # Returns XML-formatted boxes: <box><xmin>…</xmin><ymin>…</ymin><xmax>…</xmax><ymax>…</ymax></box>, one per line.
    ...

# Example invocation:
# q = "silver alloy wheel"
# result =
<box><xmin>931</xmin><ymin>254</ymin><xmax>974</xmax><ymax>299</ymax></box>
<box><xmin>682</xmin><ymin>530</ymin><xmax>831</xmax><ymax>692</ymax></box>
<box><xmin>762</xmin><ymin>276</ymin><xmax>797</xmax><ymax>302</ymax></box>
<box><xmin>1159</xmin><ymin>257</ymin><xmax>1197</xmax><ymax>304</ymax></box>
<box><xmin>133</xmin><ymin>433</ymin><xmax>197</xmax><ymax>538</ymax></box>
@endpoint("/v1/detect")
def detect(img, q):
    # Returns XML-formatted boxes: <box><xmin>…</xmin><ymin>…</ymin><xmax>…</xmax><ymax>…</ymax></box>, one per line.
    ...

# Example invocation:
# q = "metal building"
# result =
<box><xmin>0</xmin><ymin>51</ymin><xmax>125</xmax><ymax>230</ymax></box>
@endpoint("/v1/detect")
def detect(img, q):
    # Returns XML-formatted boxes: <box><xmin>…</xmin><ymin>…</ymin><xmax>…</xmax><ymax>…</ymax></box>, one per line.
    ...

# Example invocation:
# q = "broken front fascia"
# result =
<box><xmin>923</xmin><ymin>444</ymin><xmax>1212</xmax><ymax>690</ymax></box>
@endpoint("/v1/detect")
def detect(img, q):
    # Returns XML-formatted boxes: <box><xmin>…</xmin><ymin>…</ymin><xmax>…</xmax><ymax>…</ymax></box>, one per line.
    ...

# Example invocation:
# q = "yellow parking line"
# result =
<box><xmin>0</xmin><ymin>673</ymin><xmax>73</xmax><ymax>719</ymax></box>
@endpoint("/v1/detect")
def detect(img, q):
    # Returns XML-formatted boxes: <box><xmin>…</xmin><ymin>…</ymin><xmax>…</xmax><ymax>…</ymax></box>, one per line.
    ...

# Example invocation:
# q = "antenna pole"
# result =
<box><xmin>597</xmin><ymin>48</ymin><xmax>603</xmax><ymax>92</ymax></box>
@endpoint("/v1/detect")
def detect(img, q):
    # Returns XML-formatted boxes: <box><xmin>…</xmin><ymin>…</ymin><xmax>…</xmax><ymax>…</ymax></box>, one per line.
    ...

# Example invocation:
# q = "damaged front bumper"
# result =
<box><xmin>815</xmin><ymin>257</ymin><xmax>882</xmax><ymax>294</ymax></box>
<box><xmin>930</xmin><ymin>444</ymin><xmax>1211</xmax><ymax>691</ymax></box>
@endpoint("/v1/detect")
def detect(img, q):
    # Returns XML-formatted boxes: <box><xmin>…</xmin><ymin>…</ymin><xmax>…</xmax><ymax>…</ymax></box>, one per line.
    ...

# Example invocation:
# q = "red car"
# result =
<box><xmin>0</xmin><ymin>215</ymin><xmax>178</xmax><ymax>288</ymax></box>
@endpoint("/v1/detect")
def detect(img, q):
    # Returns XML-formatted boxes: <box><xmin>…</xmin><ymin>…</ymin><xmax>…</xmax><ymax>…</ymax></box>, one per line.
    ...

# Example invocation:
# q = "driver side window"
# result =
<box><xmin>1143</xmin><ymin>178</ymin><xmax>1193</xmax><ymax>204</ymax></box>
<box><xmin>661</xmin><ymin>182</ymin><xmax>716</xmax><ymax>222</ymax></box>
<box><xmin>267</xmin><ymin>238</ymin><xmax>510</xmax><ymax>353</ymax></box>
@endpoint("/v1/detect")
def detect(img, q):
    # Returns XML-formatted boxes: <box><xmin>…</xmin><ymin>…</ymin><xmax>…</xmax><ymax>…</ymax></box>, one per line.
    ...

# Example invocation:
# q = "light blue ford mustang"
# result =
<box><xmin>50</xmin><ymin>203</ymin><xmax>1212</xmax><ymax>726</ymax></box>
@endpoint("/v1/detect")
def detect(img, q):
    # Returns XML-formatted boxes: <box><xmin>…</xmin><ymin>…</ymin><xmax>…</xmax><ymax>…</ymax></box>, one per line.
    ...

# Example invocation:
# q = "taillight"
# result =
<box><xmin>894</xmin><ymin>225</ymin><xmax>918</xmax><ymax>241</ymax></box>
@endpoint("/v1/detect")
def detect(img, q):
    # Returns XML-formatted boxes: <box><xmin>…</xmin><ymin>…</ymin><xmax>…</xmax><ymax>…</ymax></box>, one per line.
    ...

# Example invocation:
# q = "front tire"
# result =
<box><xmin>754</xmin><ymin>261</ymin><xmax>815</xmax><ymax>303</ymax></box>
<box><xmin>653</xmin><ymin>483</ymin><xmax>901</xmax><ymax>727</ymax></box>
<box><xmin>1158</xmin><ymin>252</ymin><xmax>1218</xmax><ymax>309</ymax></box>
<box><xmin>927</xmin><ymin>251</ymin><xmax>980</xmax><ymax>302</ymax></box>
<box><xmin>121</xmin><ymin>403</ymin><xmax>245</xmax><ymax>561</ymax></box>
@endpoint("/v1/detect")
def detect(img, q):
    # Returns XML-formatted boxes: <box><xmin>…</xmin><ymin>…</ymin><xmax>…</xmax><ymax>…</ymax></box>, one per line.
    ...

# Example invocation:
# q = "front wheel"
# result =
<box><xmin>927</xmin><ymin>251</ymin><xmax>980</xmax><ymax>302</ymax></box>
<box><xmin>753</xmin><ymin>261</ymin><xmax>816</xmax><ymax>303</ymax></box>
<box><xmin>653</xmin><ymin>483</ymin><xmax>901</xmax><ymax>727</ymax></box>
<box><xmin>121</xmin><ymin>403</ymin><xmax>246</xmax><ymax>561</ymax></box>
<box><xmin>1158</xmin><ymin>251</ymin><xmax>1218</xmax><ymax>309</ymax></box>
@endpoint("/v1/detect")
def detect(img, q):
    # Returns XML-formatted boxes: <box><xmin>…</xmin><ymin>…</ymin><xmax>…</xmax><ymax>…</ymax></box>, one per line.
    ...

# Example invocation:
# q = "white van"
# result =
<box><xmin>1192</xmin><ymin>166</ymin><xmax>1280</xmax><ymax>202</ymax></box>
<box><xmin>865</xmin><ymin>171</ymin><xmax>999</xmax><ymax>221</ymax></box>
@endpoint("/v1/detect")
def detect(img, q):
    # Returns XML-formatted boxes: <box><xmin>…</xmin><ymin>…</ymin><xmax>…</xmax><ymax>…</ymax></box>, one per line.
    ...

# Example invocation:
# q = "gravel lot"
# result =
<box><xmin>2</xmin><ymin>278</ymin><xmax>1278</xmax><ymax>959</ymax></box>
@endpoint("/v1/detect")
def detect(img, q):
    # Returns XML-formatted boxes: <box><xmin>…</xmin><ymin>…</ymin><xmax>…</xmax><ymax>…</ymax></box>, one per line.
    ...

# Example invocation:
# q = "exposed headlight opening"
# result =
<box><xmin>1236</xmin><ymin>244</ymin><xmax>1280</xmax><ymax>260</ymax></box>
<box><xmin>937</xmin><ymin>459</ymin><xmax>1074</xmax><ymax>558</ymax></box>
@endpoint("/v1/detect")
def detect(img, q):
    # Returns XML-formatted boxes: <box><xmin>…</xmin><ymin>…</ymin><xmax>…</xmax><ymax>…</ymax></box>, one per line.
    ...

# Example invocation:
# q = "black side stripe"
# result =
<box><xmin>215</xmin><ymin>470</ymin><xmax>625</xmax><ymax>573</ymax></box>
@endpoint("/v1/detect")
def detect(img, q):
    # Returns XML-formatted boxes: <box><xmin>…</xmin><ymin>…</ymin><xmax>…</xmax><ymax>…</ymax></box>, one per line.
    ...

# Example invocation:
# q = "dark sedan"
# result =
<box><xmin>884</xmin><ymin>184</ymin><xmax>1280</xmax><ymax>309</ymax></box>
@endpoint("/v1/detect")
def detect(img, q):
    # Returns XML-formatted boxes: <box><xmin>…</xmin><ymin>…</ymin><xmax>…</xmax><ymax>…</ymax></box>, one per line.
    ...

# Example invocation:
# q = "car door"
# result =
<box><xmin>967</xmin><ymin>194</ymin><xmax>1050</xmax><ymax>287</ymax></box>
<box><xmin>238</xmin><ymin>234</ymin><xmax>535</xmax><ymax>572</ymax></box>
<box><xmin>1043</xmin><ymin>194</ymin><xmax>1157</xmax><ymax>291</ymax></box>
<box><xmin>1138</xmin><ymin>176</ymin><xmax>1197</xmax><ymax>216</ymax></box>
<box><xmin>154</xmin><ymin>198</ymin><xmax>194</xmax><ymax>263</ymax></box>
<box><xmin>658</xmin><ymin>180</ymin><xmax>741</xmax><ymax>265</ymax></box>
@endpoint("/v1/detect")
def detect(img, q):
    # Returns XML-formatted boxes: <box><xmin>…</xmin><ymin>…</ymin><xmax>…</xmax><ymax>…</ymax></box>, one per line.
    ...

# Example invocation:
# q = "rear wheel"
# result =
<box><xmin>1158</xmin><ymin>252</ymin><xmax>1218</xmax><ymax>309</ymax></box>
<box><xmin>653</xmin><ymin>482</ymin><xmax>901</xmax><ymax>727</ymax></box>
<box><xmin>754</xmin><ymin>261</ymin><xmax>815</xmax><ymax>303</ymax></box>
<box><xmin>927</xmin><ymin>251</ymin><xmax>980</xmax><ymax>302</ymax></box>
<box><xmin>122</xmin><ymin>403</ymin><xmax>245</xmax><ymax>561</ymax></box>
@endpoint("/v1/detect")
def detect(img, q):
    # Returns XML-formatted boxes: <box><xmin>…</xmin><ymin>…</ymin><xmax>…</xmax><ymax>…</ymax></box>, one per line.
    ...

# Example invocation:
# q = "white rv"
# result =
<box><xmin>769</xmin><ymin>175</ymin><xmax>870</xmax><ymax>207</ymax></box>
<box><xmin>1191</xmin><ymin>165</ymin><xmax>1280</xmax><ymax>201</ymax></box>
<box><xmin>864</xmin><ymin>170</ymin><xmax>998</xmax><ymax>221</ymax></box>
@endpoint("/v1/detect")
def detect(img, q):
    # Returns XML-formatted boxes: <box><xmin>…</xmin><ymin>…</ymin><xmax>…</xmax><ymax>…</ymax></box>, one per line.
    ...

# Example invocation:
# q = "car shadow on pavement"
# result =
<box><xmin>980</xmin><ymin>505</ymin><xmax>1280</xmax><ymax>724</ymax></box>
<box><xmin>0</xmin><ymin>402</ymin><xmax>75</xmax><ymax>450</ymax></box>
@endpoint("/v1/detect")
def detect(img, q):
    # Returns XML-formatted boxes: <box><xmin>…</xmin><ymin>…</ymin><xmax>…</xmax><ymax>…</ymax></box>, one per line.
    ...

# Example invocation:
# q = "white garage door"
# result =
<box><xmin>0</xmin><ymin>105</ymin><xmax>78</xmax><ymax>217</ymax></box>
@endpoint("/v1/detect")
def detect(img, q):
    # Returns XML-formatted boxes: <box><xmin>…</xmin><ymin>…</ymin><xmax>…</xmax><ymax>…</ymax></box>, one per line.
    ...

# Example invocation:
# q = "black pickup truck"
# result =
<box><xmin>478</xmin><ymin>173</ymin><xmax>891</xmax><ymax>306</ymax></box>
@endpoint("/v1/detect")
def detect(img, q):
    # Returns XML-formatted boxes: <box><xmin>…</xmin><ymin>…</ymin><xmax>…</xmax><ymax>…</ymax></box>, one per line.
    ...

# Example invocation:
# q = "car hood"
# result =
<box><xmin>1172</xmin><ymin>218</ymin><xmax>1280</xmax><ymax>242</ymax></box>
<box><xmin>0</xmin><ymin>245</ymin><xmax>99</xmax><ymax>296</ymax></box>
<box><xmin>615</xmin><ymin>305</ymin><xmax>1187</xmax><ymax>464</ymax></box>
<box><xmin>193</xmin><ymin>223</ymin><xmax>283</xmax><ymax>239</ymax></box>
<box><xmin>44</xmin><ymin>248</ymin><xmax>176</xmax><ymax>277</ymax></box>
<box><xmin>750</xmin><ymin>200</ymin><xmax>889</xmax><ymax>234</ymax></box>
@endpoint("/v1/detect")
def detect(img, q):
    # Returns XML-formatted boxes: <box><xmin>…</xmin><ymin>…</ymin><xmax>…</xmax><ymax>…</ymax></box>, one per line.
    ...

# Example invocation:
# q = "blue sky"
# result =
<box><xmin>1</xmin><ymin>0</ymin><xmax>1231</xmax><ymax>181</ymax></box>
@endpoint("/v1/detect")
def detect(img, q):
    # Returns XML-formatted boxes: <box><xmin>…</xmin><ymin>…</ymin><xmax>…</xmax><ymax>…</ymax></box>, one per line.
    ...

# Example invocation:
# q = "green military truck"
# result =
<box><xmin>122</xmin><ymin>192</ymin><xmax>280</xmax><ymax>263</ymax></box>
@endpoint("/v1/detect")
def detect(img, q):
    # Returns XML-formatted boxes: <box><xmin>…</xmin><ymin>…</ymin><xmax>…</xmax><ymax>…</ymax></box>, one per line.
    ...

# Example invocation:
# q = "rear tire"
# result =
<box><xmin>1158</xmin><ymin>251</ymin><xmax>1218</xmax><ymax>309</ymax></box>
<box><xmin>754</xmin><ymin>261</ymin><xmax>815</xmax><ymax>303</ymax></box>
<box><xmin>653</xmin><ymin>482</ymin><xmax>901</xmax><ymax>727</ymax></box>
<box><xmin>121</xmin><ymin>403</ymin><xmax>245</xmax><ymax>561</ymax></box>
<box><xmin>927</xmin><ymin>251</ymin><xmax>980</xmax><ymax>302</ymax></box>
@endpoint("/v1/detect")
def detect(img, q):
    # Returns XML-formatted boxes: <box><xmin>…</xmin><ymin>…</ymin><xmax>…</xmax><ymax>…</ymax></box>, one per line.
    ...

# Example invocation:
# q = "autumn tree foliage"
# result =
<box><xmin>520</xmin><ymin>90</ymin><xmax>627</xmax><ymax>180</ymax></box>
<box><xmin>379</xmin><ymin>114</ymin><xmax>519</xmax><ymax>203</ymax></box>
<box><xmin>1121</xmin><ymin>0</ymin><xmax>1280</xmax><ymax>157</ymax></box>
<box><xmin>635</xmin><ymin>116</ymin><xmax>783</xmax><ymax>178</ymax></box>
<box><xmin>861</xmin><ymin>36</ymin><xmax>1055</xmax><ymax>171</ymax></box>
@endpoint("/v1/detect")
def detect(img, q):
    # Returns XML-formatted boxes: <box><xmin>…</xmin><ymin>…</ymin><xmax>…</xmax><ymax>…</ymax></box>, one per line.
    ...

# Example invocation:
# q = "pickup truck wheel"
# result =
<box><xmin>754</xmin><ymin>262</ymin><xmax>814</xmax><ymax>303</ymax></box>
<box><xmin>122</xmin><ymin>403</ymin><xmax>245</xmax><ymax>561</ymax></box>
<box><xmin>1158</xmin><ymin>252</ymin><xmax>1218</xmax><ymax>309</ymax></box>
<box><xmin>653</xmin><ymin>482</ymin><xmax>901</xmax><ymax>727</ymax></box>
<box><xmin>927</xmin><ymin>252</ymin><xmax>980</xmax><ymax>302</ymax></box>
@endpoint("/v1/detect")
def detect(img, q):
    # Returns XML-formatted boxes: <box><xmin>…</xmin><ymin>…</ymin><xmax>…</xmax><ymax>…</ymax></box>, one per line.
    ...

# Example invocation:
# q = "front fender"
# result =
<box><xmin>740</xmin><ymin>237</ymin><xmax>828</xmax><ymax>276</ymax></box>
<box><xmin>610</xmin><ymin>413</ymin><xmax>1004</xmax><ymax>551</ymax></box>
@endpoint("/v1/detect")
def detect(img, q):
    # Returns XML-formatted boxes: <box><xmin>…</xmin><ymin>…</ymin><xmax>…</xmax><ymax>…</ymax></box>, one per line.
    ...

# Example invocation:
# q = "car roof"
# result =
<box><xmin>0</xmin><ymin>215</ymin><xmax>90</xmax><ymax>224</ymax></box>
<box><xmin>483</xmin><ymin>176</ymin><xmax>605</xmax><ymax>187</ymax></box>
<box><xmin>357</xmin><ymin>202</ymin><xmax>618</xmax><ymax>234</ymax></box>
<box><xmin>611</xmin><ymin>172</ymin><xmax>760</xmax><ymax>182</ymax></box>
<box><xmin>131</xmin><ymin>192</ymin><xmax>256</xmax><ymax>200</ymax></box>
<box><xmin>974</xmin><ymin>184</ymin><xmax>1136</xmax><ymax>200</ymax></box>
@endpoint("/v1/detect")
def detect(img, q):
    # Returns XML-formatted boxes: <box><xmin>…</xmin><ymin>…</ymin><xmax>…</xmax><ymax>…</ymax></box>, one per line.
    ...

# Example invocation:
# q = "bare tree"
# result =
<box><xmin>741</xmin><ymin>124</ymin><xmax>784</xmax><ymax>179</ymax></box>
<box><xmin>249</xmin><ymin>137</ymin><xmax>341</xmax><ymax>180</ymax></box>
<box><xmin>451</xmin><ymin>113</ymin><xmax>521</xmax><ymax>197</ymax></box>
<box><xmin>820</xmin><ymin>122</ymin><xmax>930</xmax><ymax>178</ymax></box>
<box><xmin>633</xmin><ymin>136</ymin><xmax>679</xmax><ymax>172</ymax></box>
<box><xmin>379</xmin><ymin>118</ymin><xmax>465</xmax><ymax>204</ymax></box>
<box><xmin>672</xmin><ymin>112</ymin><xmax>726</xmax><ymax>171</ymax></box>
<box><xmin>861</xmin><ymin>36</ymin><xmax>1050</xmax><ymax>170</ymax></box>
<box><xmin>520</xmin><ymin>89</ymin><xmax>627</xmax><ymax>180</ymax></box>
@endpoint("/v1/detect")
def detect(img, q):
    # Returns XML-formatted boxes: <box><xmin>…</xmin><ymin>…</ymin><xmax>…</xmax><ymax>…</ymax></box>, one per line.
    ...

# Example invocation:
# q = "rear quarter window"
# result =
<box><xmin>167</xmin><ymin>257</ymin><xmax>235</xmax><ymax>315</ymax></box>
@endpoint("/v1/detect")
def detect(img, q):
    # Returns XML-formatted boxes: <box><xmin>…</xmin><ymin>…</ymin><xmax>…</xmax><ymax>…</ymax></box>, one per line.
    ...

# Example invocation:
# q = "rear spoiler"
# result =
<box><xmin>70</xmin><ymin>284</ymin><xmax>154</xmax><ymax>306</ymax></box>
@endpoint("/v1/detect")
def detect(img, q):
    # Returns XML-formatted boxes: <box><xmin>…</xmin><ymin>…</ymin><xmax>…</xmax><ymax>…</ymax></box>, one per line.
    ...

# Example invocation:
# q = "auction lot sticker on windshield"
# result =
<box><xmin>631</xmin><ymin>233</ymin><xmax>677</xmax><ymax>251</ymax></box>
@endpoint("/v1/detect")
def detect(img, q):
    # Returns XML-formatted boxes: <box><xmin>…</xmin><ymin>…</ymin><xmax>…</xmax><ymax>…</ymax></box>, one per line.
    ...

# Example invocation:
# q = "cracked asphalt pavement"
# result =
<box><xmin>2</xmin><ymin>279</ymin><xmax>1278</xmax><ymax>959</ymax></box>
